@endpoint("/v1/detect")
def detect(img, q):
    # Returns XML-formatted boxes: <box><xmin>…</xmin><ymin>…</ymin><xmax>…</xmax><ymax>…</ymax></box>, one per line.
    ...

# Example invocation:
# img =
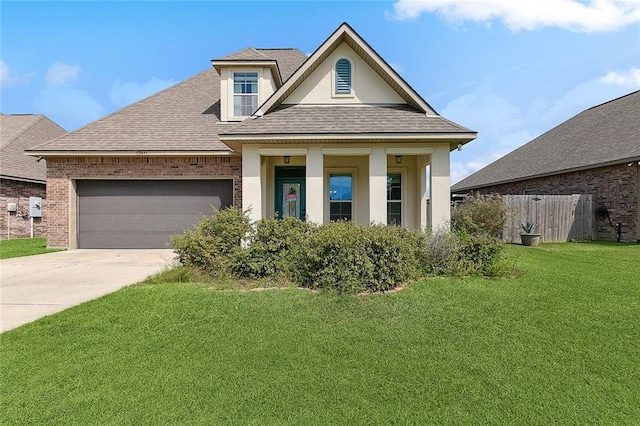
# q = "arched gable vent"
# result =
<box><xmin>335</xmin><ymin>58</ymin><xmax>352</xmax><ymax>94</ymax></box>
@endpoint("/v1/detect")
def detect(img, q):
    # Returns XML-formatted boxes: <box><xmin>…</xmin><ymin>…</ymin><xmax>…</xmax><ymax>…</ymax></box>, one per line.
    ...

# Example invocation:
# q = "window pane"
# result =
<box><xmin>387</xmin><ymin>213</ymin><xmax>401</xmax><ymax>226</ymax></box>
<box><xmin>233</xmin><ymin>72</ymin><xmax>258</xmax><ymax>94</ymax></box>
<box><xmin>330</xmin><ymin>201</ymin><xmax>351</xmax><ymax>221</ymax></box>
<box><xmin>387</xmin><ymin>173</ymin><xmax>401</xmax><ymax>200</ymax></box>
<box><xmin>388</xmin><ymin>202</ymin><xmax>401</xmax><ymax>214</ymax></box>
<box><xmin>329</xmin><ymin>174</ymin><xmax>352</xmax><ymax>201</ymax></box>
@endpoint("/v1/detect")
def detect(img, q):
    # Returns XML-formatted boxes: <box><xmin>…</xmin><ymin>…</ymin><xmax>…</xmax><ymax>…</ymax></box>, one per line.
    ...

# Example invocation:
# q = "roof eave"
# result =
<box><xmin>26</xmin><ymin>150</ymin><xmax>239</xmax><ymax>157</ymax></box>
<box><xmin>0</xmin><ymin>174</ymin><xmax>46</xmax><ymax>185</ymax></box>
<box><xmin>219</xmin><ymin>132</ymin><xmax>477</xmax><ymax>142</ymax></box>
<box><xmin>211</xmin><ymin>60</ymin><xmax>283</xmax><ymax>87</ymax></box>
<box><xmin>453</xmin><ymin>156</ymin><xmax>640</xmax><ymax>192</ymax></box>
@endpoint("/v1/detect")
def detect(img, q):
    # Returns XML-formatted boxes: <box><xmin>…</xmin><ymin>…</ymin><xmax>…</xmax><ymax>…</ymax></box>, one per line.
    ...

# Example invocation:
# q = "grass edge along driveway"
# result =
<box><xmin>1</xmin><ymin>242</ymin><xmax>639</xmax><ymax>424</ymax></box>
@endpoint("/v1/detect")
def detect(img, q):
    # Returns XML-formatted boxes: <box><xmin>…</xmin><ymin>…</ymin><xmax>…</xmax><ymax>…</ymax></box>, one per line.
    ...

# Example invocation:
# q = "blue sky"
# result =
<box><xmin>1</xmin><ymin>1</ymin><xmax>639</xmax><ymax>183</ymax></box>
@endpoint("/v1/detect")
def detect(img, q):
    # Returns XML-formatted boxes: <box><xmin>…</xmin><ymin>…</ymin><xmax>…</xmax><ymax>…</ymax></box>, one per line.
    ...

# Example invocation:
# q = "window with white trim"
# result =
<box><xmin>329</xmin><ymin>173</ymin><xmax>352</xmax><ymax>221</ymax></box>
<box><xmin>387</xmin><ymin>173</ymin><xmax>402</xmax><ymax>225</ymax></box>
<box><xmin>233</xmin><ymin>72</ymin><xmax>258</xmax><ymax>117</ymax></box>
<box><xmin>335</xmin><ymin>58</ymin><xmax>352</xmax><ymax>94</ymax></box>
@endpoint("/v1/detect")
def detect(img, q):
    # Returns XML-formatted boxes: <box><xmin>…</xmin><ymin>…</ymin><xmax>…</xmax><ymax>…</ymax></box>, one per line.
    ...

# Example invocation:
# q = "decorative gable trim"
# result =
<box><xmin>255</xmin><ymin>22</ymin><xmax>437</xmax><ymax>117</ymax></box>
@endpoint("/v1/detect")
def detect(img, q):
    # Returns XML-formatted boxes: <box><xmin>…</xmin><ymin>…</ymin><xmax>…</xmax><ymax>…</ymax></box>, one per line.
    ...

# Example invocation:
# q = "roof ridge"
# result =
<box><xmin>585</xmin><ymin>89</ymin><xmax>640</xmax><ymax>111</ymax></box>
<box><xmin>4</xmin><ymin>115</ymin><xmax>46</xmax><ymax>147</ymax></box>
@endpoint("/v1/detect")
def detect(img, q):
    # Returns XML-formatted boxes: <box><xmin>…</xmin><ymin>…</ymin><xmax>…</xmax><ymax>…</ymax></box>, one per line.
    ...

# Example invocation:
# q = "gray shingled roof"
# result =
<box><xmin>1</xmin><ymin>114</ymin><xmax>66</xmax><ymax>182</ymax></box>
<box><xmin>30</xmin><ymin>48</ymin><xmax>309</xmax><ymax>154</ymax></box>
<box><xmin>452</xmin><ymin>90</ymin><xmax>640</xmax><ymax>192</ymax></box>
<box><xmin>221</xmin><ymin>104</ymin><xmax>474</xmax><ymax>136</ymax></box>
<box><xmin>213</xmin><ymin>48</ymin><xmax>307</xmax><ymax>83</ymax></box>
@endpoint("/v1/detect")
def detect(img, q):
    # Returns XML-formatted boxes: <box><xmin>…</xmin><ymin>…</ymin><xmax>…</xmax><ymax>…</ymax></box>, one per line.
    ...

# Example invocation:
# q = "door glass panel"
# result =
<box><xmin>282</xmin><ymin>183</ymin><xmax>300</xmax><ymax>218</ymax></box>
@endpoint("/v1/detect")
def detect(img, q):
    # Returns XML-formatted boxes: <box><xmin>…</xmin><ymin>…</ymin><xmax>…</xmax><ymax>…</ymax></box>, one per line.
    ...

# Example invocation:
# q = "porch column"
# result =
<box><xmin>242</xmin><ymin>145</ymin><xmax>263</xmax><ymax>223</ymax></box>
<box><xmin>429</xmin><ymin>145</ymin><xmax>451</xmax><ymax>231</ymax></box>
<box><xmin>306</xmin><ymin>147</ymin><xmax>324</xmax><ymax>224</ymax></box>
<box><xmin>369</xmin><ymin>146</ymin><xmax>387</xmax><ymax>225</ymax></box>
<box><xmin>417</xmin><ymin>157</ymin><xmax>428</xmax><ymax>230</ymax></box>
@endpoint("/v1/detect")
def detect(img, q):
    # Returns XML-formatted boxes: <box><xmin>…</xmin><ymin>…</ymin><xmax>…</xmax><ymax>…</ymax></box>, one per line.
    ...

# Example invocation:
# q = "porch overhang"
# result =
<box><xmin>218</xmin><ymin>132</ymin><xmax>477</xmax><ymax>153</ymax></box>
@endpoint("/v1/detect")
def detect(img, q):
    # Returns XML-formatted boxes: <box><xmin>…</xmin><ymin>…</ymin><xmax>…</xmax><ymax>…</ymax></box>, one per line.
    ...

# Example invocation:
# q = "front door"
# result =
<box><xmin>275</xmin><ymin>167</ymin><xmax>306</xmax><ymax>220</ymax></box>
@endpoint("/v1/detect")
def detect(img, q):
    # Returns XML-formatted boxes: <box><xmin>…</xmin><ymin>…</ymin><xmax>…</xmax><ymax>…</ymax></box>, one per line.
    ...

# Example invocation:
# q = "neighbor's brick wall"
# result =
<box><xmin>46</xmin><ymin>156</ymin><xmax>242</xmax><ymax>248</ymax></box>
<box><xmin>470</xmin><ymin>163</ymin><xmax>639</xmax><ymax>242</ymax></box>
<box><xmin>0</xmin><ymin>179</ymin><xmax>47</xmax><ymax>239</ymax></box>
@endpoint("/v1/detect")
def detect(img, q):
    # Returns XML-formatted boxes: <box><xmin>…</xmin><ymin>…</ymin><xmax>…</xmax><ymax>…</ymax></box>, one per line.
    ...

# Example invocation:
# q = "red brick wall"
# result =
<box><xmin>467</xmin><ymin>163</ymin><xmax>639</xmax><ymax>242</ymax></box>
<box><xmin>46</xmin><ymin>156</ymin><xmax>242</xmax><ymax>248</ymax></box>
<box><xmin>0</xmin><ymin>179</ymin><xmax>47</xmax><ymax>239</ymax></box>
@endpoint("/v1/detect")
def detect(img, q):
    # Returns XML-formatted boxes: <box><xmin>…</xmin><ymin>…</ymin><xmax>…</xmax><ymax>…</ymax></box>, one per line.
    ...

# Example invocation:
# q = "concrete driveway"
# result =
<box><xmin>0</xmin><ymin>249</ymin><xmax>176</xmax><ymax>332</ymax></box>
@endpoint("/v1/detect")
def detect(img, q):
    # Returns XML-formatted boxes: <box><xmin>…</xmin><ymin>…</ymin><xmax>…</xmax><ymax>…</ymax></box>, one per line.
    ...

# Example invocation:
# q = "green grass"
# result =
<box><xmin>0</xmin><ymin>237</ymin><xmax>62</xmax><ymax>259</ymax></box>
<box><xmin>1</xmin><ymin>242</ymin><xmax>638</xmax><ymax>424</ymax></box>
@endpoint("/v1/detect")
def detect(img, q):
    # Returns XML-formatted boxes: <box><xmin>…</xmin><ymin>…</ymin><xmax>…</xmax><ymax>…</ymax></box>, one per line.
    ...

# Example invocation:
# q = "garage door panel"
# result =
<box><xmin>80</xmin><ymin>195</ymin><xmax>226</xmax><ymax>215</ymax></box>
<box><xmin>79</xmin><ymin>213</ymin><xmax>204</xmax><ymax>233</ymax></box>
<box><xmin>78</xmin><ymin>180</ymin><xmax>233</xmax><ymax>249</ymax></box>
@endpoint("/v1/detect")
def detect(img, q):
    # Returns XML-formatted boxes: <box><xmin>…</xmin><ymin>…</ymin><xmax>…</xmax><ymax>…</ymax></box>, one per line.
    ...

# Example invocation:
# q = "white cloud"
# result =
<box><xmin>389</xmin><ymin>0</ymin><xmax>640</xmax><ymax>33</ymax></box>
<box><xmin>0</xmin><ymin>60</ymin><xmax>33</xmax><ymax>88</ymax></box>
<box><xmin>45</xmin><ymin>62</ymin><xmax>80</xmax><ymax>86</ymax></box>
<box><xmin>601</xmin><ymin>67</ymin><xmax>640</xmax><ymax>87</ymax></box>
<box><xmin>36</xmin><ymin>87</ymin><xmax>105</xmax><ymax>131</ymax></box>
<box><xmin>109</xmin><ymin>77</ymin><xmax>177</xmax><ymax>107</ymax></box>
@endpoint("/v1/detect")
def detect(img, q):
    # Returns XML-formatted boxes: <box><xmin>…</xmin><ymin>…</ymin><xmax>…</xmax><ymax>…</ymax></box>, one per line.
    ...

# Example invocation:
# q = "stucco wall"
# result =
<box><xmin>0</xmin><ymin>178</ymin><xmax>46</xmax><ymax>239</ymax></box>
<box><xmin>466</xmin><ymin>163</ymin><xmax>639</xmax><ymax>242</ymax></box>
<box><xmin>284</xmin><ymin>43</ymin><xmax>405</xmax><ymax>105</ymax></box>
<box><xmin>46</xmin><ymin>156</ymin><xmax>242</xmax><ymax>248</ymax></box>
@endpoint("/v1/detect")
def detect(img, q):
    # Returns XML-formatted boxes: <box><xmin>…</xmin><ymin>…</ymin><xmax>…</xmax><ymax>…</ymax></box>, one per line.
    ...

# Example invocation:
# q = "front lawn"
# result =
<box><xmin>0</xmin><ymin>237</ymin><xmax>62</xmax><ymax>259</ymax></box>
<box><xmin>1</xmin><ymin>242</ymin><xmax>638</xmax><ymax>424</ymax></box>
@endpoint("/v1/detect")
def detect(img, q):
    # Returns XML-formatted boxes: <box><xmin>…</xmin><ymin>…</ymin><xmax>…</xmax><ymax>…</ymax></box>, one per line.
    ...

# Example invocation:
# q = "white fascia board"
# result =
<box><xmin>220</xmin><ymin>132</ymin><xmax>477</xmax><ymax>141</ymax></box>
<box><xmin>322</xmin><ymin>147</ymin><xmax>372</xmax><ymax>155</ymax></box>
<box><xmin>385</xmin><ymin>147</ymin><xmax>434</xmax><ymax>155</ymax></box>
<box><xmin>258</xmin><ymin>148</ymin><xmax>308</xmax><ymax>156</ymax></box>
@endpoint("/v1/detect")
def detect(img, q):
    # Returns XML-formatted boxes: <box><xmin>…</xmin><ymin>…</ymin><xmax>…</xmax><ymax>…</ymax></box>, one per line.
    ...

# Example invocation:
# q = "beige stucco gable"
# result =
<box><xmin>283</xmin><ymin>42</ymin><xmax>405</xmax><ymax>105</ymax></box>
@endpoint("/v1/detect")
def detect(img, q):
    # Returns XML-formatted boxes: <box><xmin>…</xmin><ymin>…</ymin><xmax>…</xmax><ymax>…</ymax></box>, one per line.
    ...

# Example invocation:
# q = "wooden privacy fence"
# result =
<box><xmin>503</xmin><ymin>194</ymin><xmax>595</xmax><ymax>243</ymax></box>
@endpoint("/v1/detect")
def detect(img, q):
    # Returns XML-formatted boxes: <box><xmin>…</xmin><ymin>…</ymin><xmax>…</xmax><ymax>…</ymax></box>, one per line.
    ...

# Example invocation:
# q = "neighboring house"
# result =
<box><xmin>452</xmin><ymin>90</ymin><xmax>640</xmax><ymax>242</ymax></box>
<box><xmin>27</xmin><ymin>23</ymin><xmax>476</xmax><ymax>249</ymax></box>
<box><xmin>1</xmin><ymin>114</ymin><xmax>66</xmax><ymax>239</ymax></box>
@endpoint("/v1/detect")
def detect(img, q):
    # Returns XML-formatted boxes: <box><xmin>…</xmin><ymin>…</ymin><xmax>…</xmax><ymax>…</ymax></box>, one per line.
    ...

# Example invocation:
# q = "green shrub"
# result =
<box><xmin>452</xmin><ymin>193</ymin><xmax>509</xmax><ymax>238</ymax></box>
<box><xmin>424</xmin><ymin>230</ymin><xmax>461</xmax><ymax>275</ymax></box>
<box><xmin>170</xmin><ymin>206</ymin><xmax>515</xmax><ymax>290</ymax></box>
<box><xmin>241</xmin><ymin>216</ymin><xmax>312</xmax><ymax>279</ymax></box>
<box><xmin>170</xmin><ymin>207</ymin><xmax>251</xmax><ymax>275</ymax></box>
<box><xmin>293</xmin><ymin>222</ymin><xmax>426</xmax><ymax>293</ymax></box>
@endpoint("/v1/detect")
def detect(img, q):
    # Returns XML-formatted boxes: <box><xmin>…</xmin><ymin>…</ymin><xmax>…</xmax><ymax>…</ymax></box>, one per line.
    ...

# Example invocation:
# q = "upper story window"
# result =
<box><xmin>233</xmin><ymin>72</ymin><xmax>258</xmax><ymax>117</ymax></box>
<box><xmin>335</xmin><ymin>58</ymin><xmax>352</xmax><ymax>94</ymax></box>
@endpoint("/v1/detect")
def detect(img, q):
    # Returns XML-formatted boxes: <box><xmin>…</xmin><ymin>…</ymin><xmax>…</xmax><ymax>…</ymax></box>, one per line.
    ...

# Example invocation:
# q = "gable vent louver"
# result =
<box><xmin>335</xmin><ymin>58</ymin><xmax>352</xmax><ymax>94</ymax></box>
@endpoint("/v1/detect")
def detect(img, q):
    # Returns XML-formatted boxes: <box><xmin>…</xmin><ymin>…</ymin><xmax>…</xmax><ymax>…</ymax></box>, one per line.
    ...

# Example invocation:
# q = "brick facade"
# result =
<box><xmin>46</xmin><ymin>156</ymin><xmax>243</xmax><ymax>248</ymax></box>
<box><xmin>469</xmin><ymin>162</ymin><xmax>639</xmax><ymax>242</ymax></box>
<box><xmin>0</xmin><ymin>178</ymin><xmax>47</xmax><ymax>239</ymax></box>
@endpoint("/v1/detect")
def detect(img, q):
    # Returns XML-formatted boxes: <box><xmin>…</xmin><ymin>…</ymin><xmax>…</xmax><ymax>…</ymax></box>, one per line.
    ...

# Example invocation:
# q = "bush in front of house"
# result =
<box><xmin>170</xmin><ymin>207</ymin><xmax>251</xmax><ymax>275</ymax></box>
<box><xmin>171</xmin><ymin>205</ymin><xmax>515</xmax><ymax>293</ymax></box>
<box><xmin>293</xmin><ymin>222</ymin><xmax>426</xmax><ymax>293</ymax></box>
<box><xmin>240</xmin><ymin>216</ymin><xmax>312</xmax><ymax>279</ymax></box>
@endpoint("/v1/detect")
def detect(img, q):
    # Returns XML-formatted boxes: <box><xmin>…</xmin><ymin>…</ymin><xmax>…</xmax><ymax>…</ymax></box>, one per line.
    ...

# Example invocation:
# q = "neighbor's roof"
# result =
<box><xmin>452</xmin><ymin>90</ymin><xmax>640</xmax><ymax>192</ymax></box>
<box><xmin>221</xmin><ymin>104</ymin><xmax>475</xmax><ymax>138</ymax></box>
<box><xmin>29</xmin><ymin>49</ymin><xmax>308</xmax><ymax>155</ymax></box>
<box><xmin>1</xmin><ymin>114</ymin><xmax>66</xmax><ymax>182</ymax></box>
